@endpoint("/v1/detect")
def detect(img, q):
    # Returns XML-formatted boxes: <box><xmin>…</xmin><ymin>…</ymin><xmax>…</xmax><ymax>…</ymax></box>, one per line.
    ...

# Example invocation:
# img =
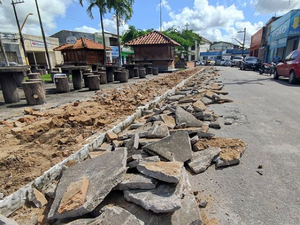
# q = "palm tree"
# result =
<box><xmin>107</xmin><ymin>0</ymin><xmax>134</xmax><ymax>65</ymax></box>
<box><xmin>79</xmin><ymin>0</ymin><xmax>108</xmax><ymax>65</ymax></box>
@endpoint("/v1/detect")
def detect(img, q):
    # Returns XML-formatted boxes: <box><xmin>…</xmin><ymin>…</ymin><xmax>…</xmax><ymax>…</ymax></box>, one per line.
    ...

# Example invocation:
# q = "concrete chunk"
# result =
<box><xmin>167</xmin><ymin>95</ymin><xmax>185</xmax><ymax>101</ymax></box>
<box><xmin>125</xmin><ymin>134</ymin><xmax>139</xmax><ymax>152</ymax></box>
<box><xmin>128</xmin><ymin>156</ymin><xmax>160</xmax><ymax>168</ymax></box>
<box><xmin>187</xmin><ymin>147</ymin><xmax>221</xmax><ymax>173</ymax></box>
<box><xmin>124</xmin><ymin>170</ymin><xmax>187</xmax><ymax>213</ymax></box>
<box><xmin>115</xmin><ymin>173</ymin><xmax>158</xmax><ymax>190</ymax></box>
<box><xmin>176</xmin><ymin>106</ymin><xmax>202</xmax><ymax>127</ymax></box>
<box><xmin>146</xmin><ymin>121</ymin><xmax>169</xmax><ymax>138</ymax></box>
<box><xmin>160</xmin><ymin>114</ymin><xmax>176</xmax><ymax>129</ymax></box>
<box><xmin>48</xmin><ymin>148</ymin><xmax>127</xmax><ymax>220</ymax></box>
<box><xmin>27</xmin><ymin>188</ymin><xmax>48</xmax><ymax>208</ymax></box>
<box><xmin>67</xmin><ymin>206</ymin><xmax>144</xmax><ymax>225</ymax></box>
<box><xmin>0</xmin><ymin>214</ymin><xmax>19</xmax><ymax>225</ymax></box>
<box><xmin>137</xmin><ymin>161</ymin><xmax>183</xmax><ymax>183</ymax></box>
<box><xmin>143</xmin><ymin>131</ymin><xmax>192</xmax><ymax>162</ymax></box>
<box><xmin>193</xmin><ymin>100</ymin><xmax>207</xmax><ymax>112</ymax></box>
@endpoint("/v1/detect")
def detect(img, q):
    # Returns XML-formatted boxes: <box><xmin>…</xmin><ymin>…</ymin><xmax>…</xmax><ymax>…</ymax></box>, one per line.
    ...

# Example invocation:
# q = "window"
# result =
<box><xmin>290</xmin><ymin>51</ymin><xmax>299</xmax><ymax>60</ymax></box>
<box><xmin>191</xmin><ymin>45</ymin><xmax>195</xmax><ymax>50</ymax></box>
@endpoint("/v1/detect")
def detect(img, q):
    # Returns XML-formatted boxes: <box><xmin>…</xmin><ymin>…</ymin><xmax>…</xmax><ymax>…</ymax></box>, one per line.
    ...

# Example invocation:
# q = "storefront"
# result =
<box><xmin>250</xmin><ymin>27</ymin><xmax>265</xmax><ymax>60</ymax></box>
<box><xmin>267</xmin><ymin>9</ymin><xmax>300</xmax><ymax>62</ymax></box>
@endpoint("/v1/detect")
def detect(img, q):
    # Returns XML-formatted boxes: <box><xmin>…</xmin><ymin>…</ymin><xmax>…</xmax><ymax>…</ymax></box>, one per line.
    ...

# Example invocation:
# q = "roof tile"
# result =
<box><xmin>125</xmin><ymin>31</ymin><xmax>181</xmax><ymax>46</ymax></box>
<box><xmin>54</xmin><ymin>37</ymin><xmax>111</xmax><ymax>51</ymax></box>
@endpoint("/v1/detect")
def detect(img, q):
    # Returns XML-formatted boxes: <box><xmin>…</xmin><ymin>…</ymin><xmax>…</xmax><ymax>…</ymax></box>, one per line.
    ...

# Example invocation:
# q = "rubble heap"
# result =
<box><xmin>3</xmin><ymin>69</ymin><xmax>247</xmax><ymax>225</ymax></box>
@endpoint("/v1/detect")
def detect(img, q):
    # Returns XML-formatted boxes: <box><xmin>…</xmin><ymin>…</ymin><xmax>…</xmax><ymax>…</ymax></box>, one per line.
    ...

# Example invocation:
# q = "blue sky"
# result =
<box><xmin>0</xmin><ymin>0</ymin><xmax>299</xmax><ymax>46</ymax></box>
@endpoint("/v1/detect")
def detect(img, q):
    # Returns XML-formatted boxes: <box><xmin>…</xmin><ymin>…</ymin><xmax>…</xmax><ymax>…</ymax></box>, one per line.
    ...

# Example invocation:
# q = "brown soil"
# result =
<box><xmin>0</xmin><ymin>67</ymin><xmax>202</xmax><ymax>197</ymax></box>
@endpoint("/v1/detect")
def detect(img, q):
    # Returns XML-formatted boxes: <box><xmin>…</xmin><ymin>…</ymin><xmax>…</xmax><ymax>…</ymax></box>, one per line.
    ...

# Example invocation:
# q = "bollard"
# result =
<box><xmin>139</xmin><ymin>68</ymin><xmax>146</xmax><ymax>78</ymax></box>
<box><xmin>147</xmin><ymin>67</ymin><xmax>153</xmax><ymax>75</ymax></box>
<box><xmin>119</xmin><ymin>71</ymin><xmax>128</xmax><ymax>83</ymax></box>
<box><xmin>133</xmin><ymin>67</ymin><xmax>139</xmax><ymax>77</ymax></box>
<box><xmin>114</xmin><ymin>71</ymin><xmax>121</xmax><ymax>81</ymax></box>
<box><xmin>87</xmin><ymin>75</ymin><xmax>100</xmax><ymax>90</ymax></box>
<box><xmin>152</xmin><ymin>67</ymin><xmax>159</xmax><ymax>75</ymax></box>
<box><xmin>99</xmin><ymin>71</ymin><xmax>107</xmax><ymax>84</ymax></box>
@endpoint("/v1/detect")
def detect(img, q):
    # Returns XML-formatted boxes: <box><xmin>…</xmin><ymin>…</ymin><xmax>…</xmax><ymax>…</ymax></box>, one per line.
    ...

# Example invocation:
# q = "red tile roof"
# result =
<box><xmin>125</xmin><ymin>31</ymin><xmax>181</xmax><ymax>46</ymax></box>
<box><xmin>54</xmin><ymin>37</ymin><xmax>111</xmax><ymax>51</ymax></box>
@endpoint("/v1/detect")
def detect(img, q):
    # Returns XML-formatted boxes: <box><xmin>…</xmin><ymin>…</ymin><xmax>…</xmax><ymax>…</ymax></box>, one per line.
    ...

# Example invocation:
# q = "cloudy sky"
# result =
<box><xmin>0</xmin><ymin>0</ymin><xmax>299</xmax><ymax>46</ymax></box>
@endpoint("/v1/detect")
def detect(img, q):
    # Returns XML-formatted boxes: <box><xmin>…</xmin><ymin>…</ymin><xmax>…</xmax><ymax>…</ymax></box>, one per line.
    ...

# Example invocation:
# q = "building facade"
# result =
<box><xmin>267</xmin><ymin>9</ymin><xmax>300</xmax><ymax>62</ymax></box>
<box><xmin>249</xmin><ymin>27</ymin><xmax>265</xmax><ymax>60</ymax></box>
<box><xmin>0</xmin><ymin>32</ymin><xmax>62</xmax><ymax>70</ymax></box>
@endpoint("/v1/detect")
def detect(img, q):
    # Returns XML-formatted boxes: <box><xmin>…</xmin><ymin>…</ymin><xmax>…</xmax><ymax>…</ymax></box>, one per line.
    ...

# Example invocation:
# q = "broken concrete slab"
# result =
<box><xmin>139</xmin><ymin>138</ymin><xmax>161</xmax><ymax>147</ymax></box>
<box><xmin>178</xmin><ymin>96</ymin><xmax>197</xmax><ymax>104</ymax></box>
<box><xmin>209</xmin><ymin>121</ymin><xmax>221</xmax><ymax>129</ymax></box>
<box><xmin>187</xmin><ymin>147</ymin><xmax>221</xmax><ymax>173</ymax></box>
<box><xmin>27</xmin><ymin>188</ymin><xmax>48</xmax><ymax>208</ymax></box>
<box><xmin>190</xmin><ymin>135</ymin><xmax>199</xmax><ymax>145</ymax></box>
<box><xmin>146</xmin><ymin>121</ymin><xmax>169</xmax><ymax>138</ymax></box>
<box><xmin>0</xmin><ymin>214</ymin><xmax>19</xmax><ymax>225</ymax></box>
<box><xmin>169</xmin><ymin>127</ymin><xmax>202</xmax><ymax>136</ymax></box>
<box><xmin>137</xmin><ymin>161</ymin><xmax>183</xmax><ymax>183</ymax></box>
<box><xmin>125</xmin><ymin>134</ymin><xmax>139</xmax><ymax>152</ymax></box>
<box><xmin>146</xmin><ymin>115</ymin><xmax>161</xmax><ymax>123</ymax></box>
<box><xmin>129</xmin><ymin>122</ymin><xmax>146</xmax><ymax>130</ymax></box>
<box><xmin>48</xmin><ymin>148</ymin><xmax>127</xmax><ymax>220</ymax></box>
<box><xmin>67</xmin><ymin>206</ymin><xmax>144</xmax><ymax>225</ymax></box>
<box><xmin>215</xmin><ymin>148</ymin><xmax>242</xmax><ymax>168</ymax></box>
<box><xmin>143</xmin><ymin>131</ymin><xmax>192</xmax><ymax>162</ymax></box>
<box><xmin>128</xmin><ymin>156</ymin><xmax>160</xmax><ymax>169</ymax></box>
<box><xmin>176</xmin><ymin>106</ymin><xmax>202</xmax><ymax>127</ymax></box>
<box><xmin>124</xmin><ymin>170</ymin><xmax>186</xmax><ymax>213</ymax></box>
<box><xmin>114</xmin><ymin>173</ymin><xmax>158</xmax><ymax>190</ymax></box>
<box><xmin>98</xmin><ymin>142</ymin><xmax>113</xmax><ymax>151</ymax></box>
<box><xmin>201</xmin><ymin>97</ymin><xmax>214</xmax><ymax>105</ymax></box>
<box><xmin>167</xmin><ymin>95</ymin><xmax>185</xmax><ymax>101</ymax></box>
<box><xmin>106</xmin><ymin>132</ymin><xmax>118</xmax><ymax>141</ymax></box>
<box><xmin>160</xmin><ymin>114</ymin><xmax>176</xmax><ymax>129</ymax></box>
<box><xmin>197</xmin><ymin>131</ymin><xmax>215</xmax><ymax>138</ymax></box>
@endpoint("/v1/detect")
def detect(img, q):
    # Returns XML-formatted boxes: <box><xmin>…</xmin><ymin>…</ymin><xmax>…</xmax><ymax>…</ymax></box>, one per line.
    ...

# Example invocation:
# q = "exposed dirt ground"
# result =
<box><xmin>0</xmin><ymin>67</ymin><xmax>202</xmax><ymax>197</ymax></box>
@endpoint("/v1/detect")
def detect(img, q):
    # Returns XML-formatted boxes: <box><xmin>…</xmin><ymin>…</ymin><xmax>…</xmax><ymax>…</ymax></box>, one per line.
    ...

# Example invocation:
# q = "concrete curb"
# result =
<box><xmin>0</xmin><ymin>68</ymin><xmax>205</xmax><ymax>216</ymax></box>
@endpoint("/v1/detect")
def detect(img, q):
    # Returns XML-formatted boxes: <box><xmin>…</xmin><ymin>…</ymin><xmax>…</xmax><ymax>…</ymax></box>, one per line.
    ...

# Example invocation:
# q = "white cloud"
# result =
<box><xmin>74</xmin><ymin>19</ymin><xmax>129</xmax><ymax>35</ymax></box>
<box><xmin>0</xmin><ymin>0</ymin><xmax>75</xmax><ymax>36</ymax></box>
<box><xmin>156</xmin><ymin>0</ymin><xmax>171</xmax><ymax>11</ymax></box>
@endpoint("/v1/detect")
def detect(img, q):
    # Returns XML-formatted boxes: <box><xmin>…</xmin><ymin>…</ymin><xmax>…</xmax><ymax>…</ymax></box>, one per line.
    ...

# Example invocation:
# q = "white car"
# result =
<box><xmin>231</xmin><ymin>56</ymin><xmax>243</xmax><ymax>67</ymax></box>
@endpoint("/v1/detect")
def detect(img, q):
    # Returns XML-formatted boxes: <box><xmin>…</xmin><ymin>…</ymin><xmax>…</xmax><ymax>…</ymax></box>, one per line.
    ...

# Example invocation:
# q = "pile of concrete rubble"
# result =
<box><xmin>2</xmin><ymin>70</ymin><xmax>247</xmax><ymax>225</ymax></box>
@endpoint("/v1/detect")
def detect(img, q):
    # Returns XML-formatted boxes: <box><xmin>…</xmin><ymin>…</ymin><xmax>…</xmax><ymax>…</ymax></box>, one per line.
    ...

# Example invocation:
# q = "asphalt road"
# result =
<box><xmin>192</xmin><ymin>66</ymin><xmax>300</xmax><ymax>225</ymax></box>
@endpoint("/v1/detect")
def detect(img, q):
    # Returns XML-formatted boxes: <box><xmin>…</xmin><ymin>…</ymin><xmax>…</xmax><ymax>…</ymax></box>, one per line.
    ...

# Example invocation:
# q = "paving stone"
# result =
<box><xmin>160</xmin><ymin>114</ymin><xmax>176</xmax><ymax>129</ymax></box>
<box><xmin>129</xmin><ymin>122</ymin><xmax>146</xmax><ymax>130</ymax></box>
<box><xmin>143</xmin><ymin>131</ymin><xmax>192</xmax><ymax>163</ymax></box>
<box><xmin>128</xmin><ymin>156</ymin><xmax>160</xmax><ymax>168</ymax></box>
<box><xmin>67</xmin><ymin>206</ymin><xmax>144</xmax><ymax>225</ymax></box>
<box><xmin>137</xmin><ymin>161</ymin><xmax>183</xmax><ymax>183</ymax></box>
<box><xmin>139</xmin><ymin>138</ymin><xmax>161</xmax><ymax>147</ymax></box>
<box><xmin>197</xmin><ymin>131</ymin><xmax>215</xmax><ymax>138</ymax></box>
<box><xmin>201</xmin><ymin>97</ymin><xmax>214</xmax><ymax>105</ymax></box>
<box><xmin>125</xmin><ymin>134</ymin><xmax>140</xmax><ymax>152</ymax></box>
<box><xmin>114</xmin><ymin>173</ymin><xmax>158</xmax><ymax>190</ymax></box>
<box><xmin>169</xmin><ymin>127</ymin><xmax>202</xmax><ymax>136</ymax></box>
<box><xmin>174</xmin><ymin>90</ymin><xmax>190</xmax><ymax>95</ymax></box>
<box><xmin>0</xmin><ymin>214</ymin><xmax>19</xmax><ymax>225</ymax></box>
<box><xmin>190</xmin><ymin>135</ymin><xmax>199</xmax><ymax>145</ymax></box>
<box><xmin>98</xmin><ymin>142</ymin><xmax>113</xmax><ymax>151</ymax></box>
<box><xmin>124</xmin><ymin>170</ymin><xmax>187</xmax><ymax>213</ymax></box>
<box><xmin>176</xmin><ymin>106</ymin><xmax>202</xmax><ymax>127</ymax></box>
<box><xmin>178</xmin><ymin>96</ymin><xmax>197</xmax><ymax>104</ymax></box>
<box><xmin>48</xmin><ymin>148</ymin><xmax>127</xmax><ymax>220</ymax></box>
<box><xmin>167</xmin><ymin>95</ymin><xmax>185</xmax><ymax>101</ymax></box>
<box><xmin>112</xmin><ymin>139</ymin><xmax>124</xmax><ymax>148</ymax></box>
<box><xmin>146</xmin><ymin>115</ymin><xmax>161</xmax><ymax>123</ymax></box>
<box><xmin>127</xmin><ymin>152</ymin><xmax>148</xmax><ymax>162</ymax></box>
<box><xmin>187</xmin><ymin>147</ymin><xmax>221</xmax><ymax>173</ymax></box>
<box><xmin>209</xmin><ymin>121</ymin><xmax>221</xmax><ymax>129</ymax></box>
<box><xmin>27</xmin><ymin>188</ymin><xmax>48</xmax><ymax>208</ymax></box>
<box><xmin>215</xmin><ymin>148</ymin><xmax>243</xmax><ymax>168</ymax></box>
<box><xmin>106</xmin><ymin>132</ymin><xmax>118</xmax><ymax>141</ymax></box>
<box><xmin>146</xmin><ymin>121</ymin><xmax>169</xmax><ymax>138</ymax></box>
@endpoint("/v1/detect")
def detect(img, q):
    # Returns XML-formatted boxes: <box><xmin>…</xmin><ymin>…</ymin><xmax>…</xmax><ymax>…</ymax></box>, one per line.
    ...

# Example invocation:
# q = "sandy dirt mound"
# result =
<box><xmin>0</xmin><ymin>67</ymin><xmax>202</xmax><ymax>197</ymax></box>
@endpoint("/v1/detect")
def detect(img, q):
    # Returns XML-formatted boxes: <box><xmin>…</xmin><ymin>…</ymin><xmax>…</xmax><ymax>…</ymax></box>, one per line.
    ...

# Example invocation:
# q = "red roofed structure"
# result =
<box><xmin>125</xmin><ymin>31</ymin><xmax>181</xmax><ymax>71</ymax></box>
<box><xmin>54</xmin><ymin>37</ymin><xmax>111</xmax><ymax>65</ymax></box>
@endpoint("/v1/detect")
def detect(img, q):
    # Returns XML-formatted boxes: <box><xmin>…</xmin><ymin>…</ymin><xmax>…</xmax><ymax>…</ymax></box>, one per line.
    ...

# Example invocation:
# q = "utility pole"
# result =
<box><xmin>35</xmin><ymin>0</ymin><xmax>52</xmax><ymax>72</ymax></box>
<box><xmin>11</xmin><ymin>0</ymin><xmax>28</xmax><ymax>65</ymax></box>
<box><xmin>0</xmin><ymin>38</ymin><xmax>9</xmax><ymax>66</ymax></box>
<box><xmin>242</xmin><ymin>28</ymin><xmax>246</xmax><ymax>58</ymax></box>
<box><xmin>160</xmin><ymin>0</ymin><xmax>162</xmax><ymax>32</ymax></box>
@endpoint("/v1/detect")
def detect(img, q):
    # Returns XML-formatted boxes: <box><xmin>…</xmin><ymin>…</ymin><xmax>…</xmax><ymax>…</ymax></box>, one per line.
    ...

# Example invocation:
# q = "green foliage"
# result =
<box><xmin>121</xmin><ymin>26</ymin><xmax>152</xmax><ymax>44</ymax></box>
<box><xmin>79</xmin><ymin>0</ymin><xmax>107</xmax><ymax>20</ymax></box>
<box><xmin>163</xmin><ymin>28</ymin><xmax>202</xmax><ymax>56</ymax></box>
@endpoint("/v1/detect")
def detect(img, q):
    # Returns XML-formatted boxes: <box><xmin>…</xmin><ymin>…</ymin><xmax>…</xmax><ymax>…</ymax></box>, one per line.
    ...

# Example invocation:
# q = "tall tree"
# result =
<box><xmin>107</xmin><ymin>0</ymin><xmax>134</xmax><ymax>65</ymax></box>
<box><xmin>121</xmin><ymin>26</ymin><xmax>151</xmax><ymax>44</ymax></box>
<box><xmin>79</xmin><ymin>0</ymin><xmax>108</xmax><ymax>65</ymax></box>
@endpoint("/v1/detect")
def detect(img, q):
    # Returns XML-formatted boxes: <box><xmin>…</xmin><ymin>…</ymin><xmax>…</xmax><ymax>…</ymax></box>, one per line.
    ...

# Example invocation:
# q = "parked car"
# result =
<box><xmin>206</xmin><ymin>59</ymin><xmax>215</xmax><ymax>66</ymax></box>
<box><xmin>224</xmin><ymin>59</ymin><xmax>232</xmax><ymax>67</ymax></box>
<box><xmin>274</xmin><ymin>49</ymin><xmax>300</xmax><ymax>84</ymax></box>
<box><xmin>231</xmin><ymin>56</ymin><xmax>243</xmax><ymax>67</ymax></box>
<box><xmin>195</xmin><ymin>60</ymin><xmax>205</xmax><ymax>66</ymax></box>
<box><xmin>220</xmin><ymin>59</ymin><xmax>225</xmax><ymax>66</ymax></box>
<box><xmin>240</xmin><ymin>57</ymin><xmax>262</xmax><ymax>71</ymax></box>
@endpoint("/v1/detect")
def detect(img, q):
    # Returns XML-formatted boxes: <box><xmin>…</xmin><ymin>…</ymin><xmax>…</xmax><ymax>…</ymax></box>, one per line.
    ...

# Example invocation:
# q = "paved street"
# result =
<box><xmin>192</xmin><ymin>66</ymin><xmax>300</xmax><ymax>224</ymax></box>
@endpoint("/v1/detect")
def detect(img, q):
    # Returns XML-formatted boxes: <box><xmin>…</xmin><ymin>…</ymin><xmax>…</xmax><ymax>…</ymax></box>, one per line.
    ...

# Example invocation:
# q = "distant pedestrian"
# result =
<box><xmin>273</xmin><ymin>54</ymin><xmax>280</xmax><ymax>63</ymax></box>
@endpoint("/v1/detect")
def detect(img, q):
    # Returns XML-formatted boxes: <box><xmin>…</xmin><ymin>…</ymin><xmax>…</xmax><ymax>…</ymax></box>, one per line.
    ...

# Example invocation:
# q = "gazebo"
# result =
<box><xmin>54</xmin><ymin>37</ymin><xmax>111</xmax><ymax>66</ymax></box>
<box><xmin>125</xmin><ymin>31</ymin><xmax>180</xmax><ymax>71</ymax></box>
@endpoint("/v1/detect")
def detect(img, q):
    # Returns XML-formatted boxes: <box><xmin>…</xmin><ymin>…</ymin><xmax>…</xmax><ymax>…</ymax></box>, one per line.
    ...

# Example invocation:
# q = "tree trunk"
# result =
<box><xmin>152</xmin><ymin>67</ymin><xmax>159</xmax><ymax>75</ymax></box>
<box><xmin>0</xmin><ymin>74</ymin><xmax>20</xmax><ymax>103</ymax></box>
<box><xmin>87</xmin><ymin>75</ymin><xmax>100</xmax><ymax>90</ymax></box>
<box><xmin>116</xmin><ymin>13</ymin><xmax>122</xmax><ymax>66</ymax></box>
<box><xmin>27</xmin><ymin>73</ymin><xmax>41</xmax><ymax>80</ymax></box>
<box><xmin>133</xmin><ymin>67</ymin><xmax>139</xmax><ymax>77</ymax></box>
<box><xmin>99</xmin><ymin>7</ymin><xmax>107</xmax><ymax>65</ymax></box>
<box><xmin>119</xmin><ymin>71</ymin><xmax>128</xmax><ymax>83</ymax></box>
<box><xmin>72</xmin><ymin>70</ymin><xmax>83</xmax><ymax>90</ymax></box>
<box><xmin>13</xmin><ymin>71</ymin><xmax>25</xmax><ymax>87</ymax></box>
<box><xmin>22</xmin><ymin>81</ymin><xmax>46</xmax><ymax>105</ymax></box>
<box><xmin>55</xmin><ymin>76</ymin><xmax>70</xmax><ymax>93</ymax></box>
<box><xmin>83</xmin><ymin>73</ymin><xmax>93</xmax><ymax>87</ymax></box>
<box><xmin>139</xmin><ymin>68</ymin><xmax>146</xmax><ymax>78</ymax></box>
<box><xmin>99</xmin><ymin>71</ymin><xmax>107</xmax><ymax>84</ymax></box>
